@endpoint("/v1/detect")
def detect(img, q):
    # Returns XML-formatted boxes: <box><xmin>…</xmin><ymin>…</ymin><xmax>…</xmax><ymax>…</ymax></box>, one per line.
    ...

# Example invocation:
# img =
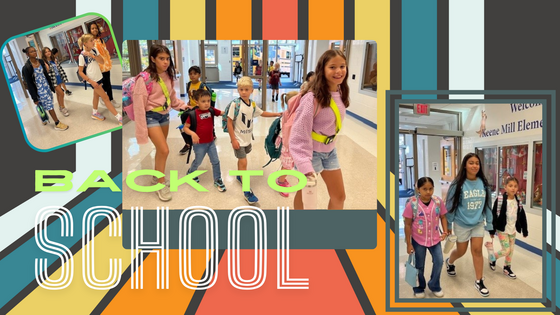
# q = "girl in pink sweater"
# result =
<box><xmin>289</xmin><ymin>50</ymin><xmax>348</xmax><ymax>209</ymax></box>
<box><xmin>132</xmin><ymin>44</ymin><xmax>188</xmax><ymax>202</ymax></box>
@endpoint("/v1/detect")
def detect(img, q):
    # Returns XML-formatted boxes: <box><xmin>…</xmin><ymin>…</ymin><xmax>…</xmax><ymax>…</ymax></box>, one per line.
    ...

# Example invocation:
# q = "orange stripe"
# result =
<box><xmin>262</xmin><ymin>0</ymin><xmax>298</xmax><ymax>39</ymax></box>
<box><xmin>101</xmin><ymin>250</ymin><xmax>211</xmax><ymax>314</ymax></box>
<box><xmin>216</xmin><ymin>0</ymin><xmax>251</xmax><ymax>39</ymax></box>
<box><xmin>309</xmin><ymin>0</ymin><xmax>344</xmax><ymax>39</ymax></box>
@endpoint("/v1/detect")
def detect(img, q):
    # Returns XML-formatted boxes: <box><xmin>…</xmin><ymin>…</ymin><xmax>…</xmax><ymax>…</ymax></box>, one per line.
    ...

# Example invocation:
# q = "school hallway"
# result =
<box><xmin>397</xmin><ymin>200</ymin><xmax>543</xmax><ymax>299</ymax></box>
<box><xmin>11</xmin><ymin>81</ymin><xmax>122</xmax><ymax>150</ymax></box>
<box><xmin>121</xmin><ymin>86</ymin><xmax>377</xmax><ymax>211</ymax></box>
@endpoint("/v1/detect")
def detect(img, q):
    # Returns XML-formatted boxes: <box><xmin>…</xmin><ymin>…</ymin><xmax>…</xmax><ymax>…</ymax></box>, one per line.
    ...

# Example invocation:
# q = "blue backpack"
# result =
<box><xmin>221</xmin><ymin>98</ymin><xmax>256</xmax><ymax>132</ymax></box>
<box><xmin>262</xmin><ymin>117</ymin><xmax>282</xmax><ymax>167</ymax></box>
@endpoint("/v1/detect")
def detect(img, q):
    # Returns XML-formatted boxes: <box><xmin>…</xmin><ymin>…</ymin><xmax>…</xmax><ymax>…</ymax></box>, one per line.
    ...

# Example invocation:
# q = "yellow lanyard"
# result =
<box><xmin>311</xmin><ymin>98</ymin><xmax>342</xmax><ymax>144</ymax></box>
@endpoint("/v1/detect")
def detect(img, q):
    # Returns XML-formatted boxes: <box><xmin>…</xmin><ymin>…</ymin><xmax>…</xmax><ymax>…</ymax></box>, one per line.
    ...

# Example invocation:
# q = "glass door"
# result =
<box><xmin>204</xmin><ymin>44</ymin><xmax>219</xmax><ymax>82</ymax></box>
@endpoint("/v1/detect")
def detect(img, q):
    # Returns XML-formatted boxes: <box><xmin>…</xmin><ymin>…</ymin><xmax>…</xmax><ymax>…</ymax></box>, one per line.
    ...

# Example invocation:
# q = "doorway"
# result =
<box><xmin>204</xmin><ymin>44</ymin><xmax>219</xmax><ymax>82</ymax></box>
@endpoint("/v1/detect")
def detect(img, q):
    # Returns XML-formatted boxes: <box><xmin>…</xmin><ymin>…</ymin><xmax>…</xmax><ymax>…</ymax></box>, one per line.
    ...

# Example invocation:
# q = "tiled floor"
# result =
<box><xmin>11</xmin><ymin>81</ymin><xmax>122</xmax><ymax>150</ymax></box>
<box><xmin>122</xmin><ymin>86</ymin><xmax>378</xmax><ymax>210</ymax></box>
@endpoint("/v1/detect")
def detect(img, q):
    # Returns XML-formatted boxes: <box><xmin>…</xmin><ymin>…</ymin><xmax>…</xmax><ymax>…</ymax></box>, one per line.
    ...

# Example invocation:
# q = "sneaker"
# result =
<box><xmin>433</xmin><ymin>290</ymin><xmax>444</xmax><ymax>297</ymax></box>
<box><xmin>65</xmin><ymin>90</ymin><xmax>72</xmax><ymax>96</ymax></box>
<box><xmin>111</xmin><ymin>100</ymin><xmax>121</xmax><ymax>108</ymax></box>
<box><xmin>54</xmin><ymin>121</ymin><xmax>69</xmax><ymax>131</ymax></box>
<box><xmin>59</xmin><ymin>106</ymin><xmax>69</xmax><ymax>116</ymax></box>
<box><xmin>151</xmin><ymin>176</ymin><xmax>159</xmax><ymax>185</ymax></box>
<box><xmin>414</xmin><ymin>292</ymin><xmax>425</xmax><ymax>298</ymax></box>
<box><xmin>92</xmin><ymin>112</ymin><xmax>106</xmax><ymax>121</ymax></box>
<box><xmin>214</xmin><ymin>178</ymin><xmax>226</xmax><ymax>192</ymax></box>
<box><xmin>193</xmin><ymin>177</ymin><xmax>200</xmax><ymax>183</ymax></box>
<box><xmin>179</xmin><ymin>144</ymin><xmax>190</xmax><ymax>155</ymax></box>
<box><xmin>42</xmin><ymin>120</ymin><xmax>48</xmax><ymax>126</ymax></box>
<box><xmin>474</xmin><ymin>279</ymin><xmax>489</xmax><ymax>297</ymax></box>
<box><xmin>489</xmin><ymin>261</ymin><xmax>496</xmax><ymax>271</ymax></box>
<box><xmin>155</xmin><ymin>182</ymin><xmax>172</xmax><ymax>202</ymax></box>
<box><xmin>503</xmin><ymin>266</ymin><xmax>516</xmax><ymax>279</ymax></box>
<box><xmin>236</xmin><ymin>176</ymin><xmax>242</xmax><ymax>185</ymax></box>
<box><xmin>445</xmin><ymin>258</ymin><xmax>456</xmax><ymax>276</ymax></box>
<box><xmin>244</xmin><ymin>190</ymin><xmax>259</xmax><ymax>204</ymax></box>
<box><xmin>276</xmin><ymin>94</ymin><xmax>279</xmax><ymax>101</ymax></box>
<box><xmin>276</xmin><ymin>178</ymin><xmax>290</xmax><ymax>197</ymax></box>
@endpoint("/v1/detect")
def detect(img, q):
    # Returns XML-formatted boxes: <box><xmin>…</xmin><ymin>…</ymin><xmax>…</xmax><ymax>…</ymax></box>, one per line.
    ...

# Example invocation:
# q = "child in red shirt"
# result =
<box><xmin>183</xmin><ymin>89</ymin><xmax>226</xmax><ymax>192</ymax></box>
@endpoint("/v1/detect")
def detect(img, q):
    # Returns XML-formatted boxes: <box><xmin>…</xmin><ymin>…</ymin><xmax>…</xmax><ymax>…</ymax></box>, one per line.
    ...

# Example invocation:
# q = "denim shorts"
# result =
<box><xmin>311</xmin><ymin>148</ymin><xmax>340</xmax><ymax>173</ymax></box>
<box><xmin>146</xmin><ymin>111</ymin><xmax>170</xmax><ymax>128</ymax></box>
<box><xmin>454</xmin><ymin>221</ymin><xmax>485</xmax><ymax>243</ymax></box>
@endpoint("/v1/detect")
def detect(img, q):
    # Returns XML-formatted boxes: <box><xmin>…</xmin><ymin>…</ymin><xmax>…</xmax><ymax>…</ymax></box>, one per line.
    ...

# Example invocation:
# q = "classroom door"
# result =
<box><xmin>204</xmin><ymin>44</ymin><xmax>219</xmax><ymax>82</ymax></box>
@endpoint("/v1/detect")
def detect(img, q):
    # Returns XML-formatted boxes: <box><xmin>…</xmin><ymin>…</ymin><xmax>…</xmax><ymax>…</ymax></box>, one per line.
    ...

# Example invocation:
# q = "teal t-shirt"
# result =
<box><xmin>445</xmin><ymin>177</ymin><xmax>493</xmax><ymax>231</ymax></box>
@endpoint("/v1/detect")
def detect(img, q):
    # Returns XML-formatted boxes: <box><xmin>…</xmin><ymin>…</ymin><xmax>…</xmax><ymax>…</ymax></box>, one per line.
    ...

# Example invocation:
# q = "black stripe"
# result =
<box><xmin>111</xmin><ymin>130</ymin><xmax>123</xmax><ymax>174</ymax></box>
<box><xmin>184</xmin><ymin>249</ymin><xmax>226</xmax><ymax>315</ymax></box>
<box><xmin>298</xmin><ymin>0</ymin><xmax>309</xmax><ymax>40</ymax></box>
<box><xmin>436</xmin><ymin>0</ymin><xmax>448</xmax><ymax>99</ymax></box>
<box><xmin>0</xmin><ymin>208</ymin><xmax>121</xmax><ymax>314</ymax></box>
<box><xmin>90</xmin><ymin>251</ymin><xmax>151</xmax><ymax>315</ymax></box>
<box><xmin>343</xmin><ymin>0</ymin><xmax>355</xmax><ymax>40</ymax></box>
<box><xmin>158</xmin><ymin>0</ymin><xmax>170</xmax><ymax>39</ymax></box>
<box><xmin>205</xmin><ymin>0</ymin><xmax>217</xmax><ymax>40</ymax></box>
<box><xmin>251</xmin><ymin>0</ymin><xmax>263</xmax><ymax>39</ymax></box>
<box><xmin>111</xmin><ymin>0</ymin><xmax>123</xmax><ymax>44</ymax></box>
<box><xmin>335</xmin><ymin>250</ymin><xmax>375</xmax><ymax>315</ymax></box>
<box><xmin>451</xmin><ymin>302</ymin><xmax>470</xmax><ymax>315</ymax></box>
<box><xmin>390</xmin><ymin>0</ymin><xmax>401</xmax><ymax>90</ymax></box>
<box><xmin>0</xmin><ymin>171</ymin><xmax>122</xmax><ymax>261</ymax></box>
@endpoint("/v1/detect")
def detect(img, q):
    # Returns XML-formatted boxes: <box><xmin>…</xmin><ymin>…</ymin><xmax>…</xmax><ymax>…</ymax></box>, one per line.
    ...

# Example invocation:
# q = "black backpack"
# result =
<box><xmin>187</xmin><ymin>81</ymin><xmax>216</xmax><ymax>107</ymax></box>
<box><xmin>76</xmin><ymin>50</ymin><xmax>97</xmax><ymax>90</ymax></box>
<box><xmin>180</xmin><ymin>107</ymin><xmax>217</xmax><ymax>163</ymax></box>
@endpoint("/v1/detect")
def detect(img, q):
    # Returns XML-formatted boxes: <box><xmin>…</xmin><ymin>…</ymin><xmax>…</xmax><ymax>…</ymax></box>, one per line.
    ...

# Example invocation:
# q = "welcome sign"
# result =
<box><xmin>474</xmin><ymin>103</ymin><xmax>543</xmax><ymax>140</ymax></box>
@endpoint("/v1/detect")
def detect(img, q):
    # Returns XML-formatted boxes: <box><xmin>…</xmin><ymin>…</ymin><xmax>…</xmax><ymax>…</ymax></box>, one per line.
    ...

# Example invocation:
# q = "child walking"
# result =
<box><xmin>487</xmin><ymin>177</ymin><xmax>528</xmax><ymax>279</ymax></box>
<box><xmin>290</xmin><ymin>49</ymin><xmax>348</xmax><ymax>210</ymax></box>
<box><xmin>227</xmin><ymin>76</ymin><xmax>282</xmax><ymax>204</ymax></box>
<box><xmin>42</xmin><ymin>47</ymin><xmax>70</xmax><ymax>117</ymax></box>
<box><xmin>269</xmin><ymin>62</ymin><xmax>281</xmax><ymax>101</ymax></box>
<box><xmin>403</xmin><ymin>177</ymin><xmax>448</xmax><ymax>298</ymax></box>
<box><xmin>131</xmin><ymin>44</ymin><xmax>188</xmax><ymax>201</ymax></box>
<box><xmin>21</xmin><ymin>47</ymin><xmax>69</xmax><ymax>131</ymax></box>
<box><xmin>183</xmin><ymin>89</ymin><xmax>226</xmax><ymax>192</ymax></box>
<box><xmin>77</xmin><ymin>34</ymin><xmax>121</xmax><ymax>125</ymax></box>
<box><xmin>50</xmin><ymin>48</ymin><xmax>72</xmax><ymax>95</ymax></box>
<box><xmin>179</xmin><ymin>66</ymin><xmax>209</xmax><ymax>155</ymax></box>
<box><xmin>445</xmin><ymin>153</ymin><xmax>494</xmax><ymax>297</ymax></box>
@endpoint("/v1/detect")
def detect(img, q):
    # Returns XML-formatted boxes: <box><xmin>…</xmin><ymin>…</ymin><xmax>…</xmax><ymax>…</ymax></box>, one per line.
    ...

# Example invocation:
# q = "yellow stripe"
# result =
<box><xmin>9</xmin><ymin>216</ymin><xmax>132</xmax><ymax>315</ymax></box>
<box><xmin>170</xmin><ymin>0</ymin><xmax>205</xmax><ymax>39</ymax></box>
<box><xmin>356</xmin><ymin>0</ymin><xmax>389</xmax><ymax>211</ymax></box>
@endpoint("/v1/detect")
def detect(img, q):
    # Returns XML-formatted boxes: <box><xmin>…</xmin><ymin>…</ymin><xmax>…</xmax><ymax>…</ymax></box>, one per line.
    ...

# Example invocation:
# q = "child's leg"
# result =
<box><xmin>505</xmin><ymin>233</ymin><xmax>516</xmax><ymax>266</ymax></box>
<box><xmin>187</xmin><ymin>143</ymin><xmax>209</xmax><ymax>176</ymax></box>
<box><xmin>320</xmin><ymin>169</ymin><xmax>346</xmax><ymax>210</ymax></box>
<box><xmin>92</xmin><ymin>89</ymin><xmax>100</xmax><ymax>110</ymax></box>
<box><xmin>493</xmin><ymin>231</ymin><xmax>511</xmax><ymax>262</ymax></box>
<box><xmin>237</xmin><ymin>157</ymin><xmax>247</xmax><ymax>171</ymax></box>
<box><xmin>55</xmin><ymin>86</ymin><xmax>66</xmax><ymax>109</ymax></box>
<box><xmin>294</xmin><ymin>190</ymin><xmax>303</xmax><ymax>209</ymax></box>
<box><xmin>93</xmin><ymin>84</ymin><xmax>118</xmax><ymax>116</ymax></box>
<box><xmin>411</xmin><ymin>239</ymin><xmax>428</xmax><ymax>293</ymax></box>
<box><xmin>147</xmin><ymin>125</ymin><xmax>170</xmax><ymax>184</ymax></box>
<box><xmin>427</xmin><ymin>242</ymin><xmax>443</xmax><ymax>292</ymax></box>
<box><xmin>207</xmin><ymin>141</ymin><xmax>222</xmax><ymax>180</ymax></box>
<box><xmin>448</xmin><ymin>239</ymin><xmax>468</xmax><ymax>264</ymax></box>
<box><xmin>470</xmin><ymin>237</ymin><xmax>484</xmax><ymax>281</ymax></box>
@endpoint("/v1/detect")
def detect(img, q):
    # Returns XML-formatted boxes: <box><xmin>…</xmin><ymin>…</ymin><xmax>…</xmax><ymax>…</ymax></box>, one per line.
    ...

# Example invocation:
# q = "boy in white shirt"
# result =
<box><xmin>227</xmin><ymin>76</ymin><xmax>281</xmax><ymax>204</ymax></box>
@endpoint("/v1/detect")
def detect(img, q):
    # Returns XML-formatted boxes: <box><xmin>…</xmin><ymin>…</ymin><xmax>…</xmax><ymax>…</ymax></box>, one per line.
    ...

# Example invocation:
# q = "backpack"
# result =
<box><xmin>76</xmin><ymin>50</ymin><xmax>97</xmax><ymax>90</ymax></box>
<box><xmin>187</xmin><ymin>81</ymin><xmax>216</xmax><ymax>108</ymax></box>
<box><xmin>179</xmin><ymin>107</ymin><xmax>217</xmax><ymax>164</ymax></box>
<box><xmin>262</xmin><ymin>117</ymin><xmax>282</xmax><ymax>167</ymax></box>
<box><xmin>122</xmin><ymin>72</ymin><xmax>154</xmax><ymax>121</ymax></box>
<box><xmin>406</xmin><ymin>196</ymin><xmax>441</xmax><ymax>220</ymax></box>
<box><xmin>221</xmin><ymin>98</ymin><xmax>256</xmax><ymax>133</ymax></box>
<box><xmin>280</xmin><ymin>93</ymin><xmax>321</xmax><ymax>154</ymax></box>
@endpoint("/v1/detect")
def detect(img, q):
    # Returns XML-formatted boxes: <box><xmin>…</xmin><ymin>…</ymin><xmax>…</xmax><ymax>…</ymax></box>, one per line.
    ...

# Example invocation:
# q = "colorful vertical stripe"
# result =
<box><xmin>170</xmin><ymin>0</ymin><xmax>206</xmax><ymax>39</ymax></box>
<box><xmin>123</xmin><ymin>0</ymin><xmax>159</xmax><ymax>39</ymax></box>
<box><xmin>216</xmin><ymin>0</ymin><xmax>251</xmax><ymax>39</ymax></box>
<box><xmin>263</xmin><ymin>0</ymin><xmax>298</xmax><ymax>39</ymax></box>
<box><xmin>309</xmin><ymin>0</ymin><xmax>344</xmax><ymax>40</ymax></box>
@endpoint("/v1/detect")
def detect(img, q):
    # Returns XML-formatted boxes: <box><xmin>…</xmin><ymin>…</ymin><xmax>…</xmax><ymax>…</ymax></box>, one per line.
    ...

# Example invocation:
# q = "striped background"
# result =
<box><xmin>0</xmin><ymin>0</ymin><xmax>558</xmax><ymax>314</ymax></box>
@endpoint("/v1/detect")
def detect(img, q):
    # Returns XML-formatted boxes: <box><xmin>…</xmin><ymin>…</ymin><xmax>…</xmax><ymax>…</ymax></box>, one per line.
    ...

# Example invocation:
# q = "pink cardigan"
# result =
<box><xmin>289</xmin><ymin>91</ymin><xmax>346</xmax><ymax>175</ymax></box>
<box><xmin>133</xmin><ymin>72</ymin><xmax>187</xmax><ymax>144</ymax></box>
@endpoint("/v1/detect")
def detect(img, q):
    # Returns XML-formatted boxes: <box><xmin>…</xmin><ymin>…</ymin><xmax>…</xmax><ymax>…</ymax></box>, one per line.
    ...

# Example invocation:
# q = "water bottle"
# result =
<box><xmin>302</xmin><ymin>173</ymin><xmax>318</xmax><ymax>209</ymax></box>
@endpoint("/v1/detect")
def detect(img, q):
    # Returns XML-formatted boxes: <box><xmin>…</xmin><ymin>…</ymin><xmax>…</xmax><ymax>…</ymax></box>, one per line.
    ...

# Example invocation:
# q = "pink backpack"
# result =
<box><xmin>279</xmin><ymin>93</ymin><xmax>320</xmax><ymax>169</ymax></box>
<box><xmin>122</xmin><ymin>71</ymin><xmax>154</xmax><ymax>121</ymax></box>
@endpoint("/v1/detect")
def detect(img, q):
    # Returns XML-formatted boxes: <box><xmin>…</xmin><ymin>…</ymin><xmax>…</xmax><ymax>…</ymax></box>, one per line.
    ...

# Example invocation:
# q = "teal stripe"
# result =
<box><xmin>401</xmin><ymin>0</ymin><xmax>437</xmax><ymax>99</ymax></box>
<box><xmin>123</xmin><ymin>0</ymin><xmax>158</xmax><ymax>39</ymax></box>
<box><xmin>0</xmin><ymin>174</ymin><xmax>122</xmax><ymax>309</ymax></box>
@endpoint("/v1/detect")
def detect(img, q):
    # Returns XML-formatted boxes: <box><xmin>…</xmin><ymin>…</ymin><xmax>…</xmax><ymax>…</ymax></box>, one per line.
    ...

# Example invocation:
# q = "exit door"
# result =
<box><xmin>204</xmin><ymin>44</ymin><xmax>219</xmax><ymax>82</ymax></box>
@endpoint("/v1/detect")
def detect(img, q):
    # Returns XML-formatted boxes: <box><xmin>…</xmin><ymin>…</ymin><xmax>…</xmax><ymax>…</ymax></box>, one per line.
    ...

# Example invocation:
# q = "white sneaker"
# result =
<box><xmin>414</xmin><ymin>292</ymin><xmax>425</xmax><ymax>298</ymax></box>
<box><xmin>155</xmin><ymin>181</ymin><xmax>172</xmax><ymax>201</ymax></box>
<box><xmin>111</xmin><ymin>100</ymin><xmax>121</xmax><ymax>108</ymax></box>
<box><xmin>433</xmin><ymin>290</ymin><xmax>444</xmax><ymax>297</ymax></box>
